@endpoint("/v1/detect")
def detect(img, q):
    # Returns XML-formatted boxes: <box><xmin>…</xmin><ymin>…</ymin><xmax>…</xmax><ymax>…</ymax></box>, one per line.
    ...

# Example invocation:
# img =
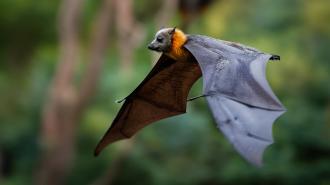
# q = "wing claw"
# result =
<box><xmin>270</xmin><ymin>55</ymin><xmax>280</xmax><ymax>61</ymax></box>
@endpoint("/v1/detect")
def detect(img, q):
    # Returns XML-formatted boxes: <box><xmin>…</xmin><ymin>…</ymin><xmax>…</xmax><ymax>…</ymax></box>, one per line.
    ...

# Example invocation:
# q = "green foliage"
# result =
<box><xmin>0</xmin><ymin>0</ymin><xmax>329</xmax><ymax>185</ymax></box>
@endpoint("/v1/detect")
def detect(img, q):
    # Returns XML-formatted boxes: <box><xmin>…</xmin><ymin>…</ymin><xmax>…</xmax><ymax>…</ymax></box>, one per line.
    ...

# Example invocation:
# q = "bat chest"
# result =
<box><xmin>165</xmin><ymin>47</ymin><xmax>191</xmax><ymax>62</ymax></box>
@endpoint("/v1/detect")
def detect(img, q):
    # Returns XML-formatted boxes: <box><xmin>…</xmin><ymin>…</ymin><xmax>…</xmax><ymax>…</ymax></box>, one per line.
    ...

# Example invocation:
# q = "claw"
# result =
<box><xmin>270</xmin><ymin>55</ymin><xmax>280</xmax><ymax>61</ymax></box>
<box><xmin>115</xmin><ymin>98</ymin><xmax>126</xmax><ymax>103</ymax></box>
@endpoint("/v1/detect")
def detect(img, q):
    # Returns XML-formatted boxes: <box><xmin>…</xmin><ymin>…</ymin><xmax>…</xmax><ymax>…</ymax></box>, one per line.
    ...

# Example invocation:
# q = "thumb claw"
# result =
<box><xmin>115</xmin><ymin>98</ymin><xmax>126</xmax><ymax>103</ymax></box>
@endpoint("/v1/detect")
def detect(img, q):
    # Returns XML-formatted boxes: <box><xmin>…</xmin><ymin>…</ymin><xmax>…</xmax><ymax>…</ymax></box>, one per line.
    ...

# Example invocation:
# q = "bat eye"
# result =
<box><xmin>157</xmin><ymin>36</ymin><xmax>163</xmax><ymax>43</ymax></box>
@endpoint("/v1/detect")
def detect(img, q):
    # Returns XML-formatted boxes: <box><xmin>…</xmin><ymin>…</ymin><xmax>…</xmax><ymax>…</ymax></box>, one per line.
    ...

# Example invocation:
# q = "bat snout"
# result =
<box><xmin>147</xmin><ymin>44</ymin><xmax>154</xmax><ymax>50</ymax></box>
<box><xmin>148</xmin><ymin>43</ymin><xmax>160</xmax><ymax>51</ymax></box>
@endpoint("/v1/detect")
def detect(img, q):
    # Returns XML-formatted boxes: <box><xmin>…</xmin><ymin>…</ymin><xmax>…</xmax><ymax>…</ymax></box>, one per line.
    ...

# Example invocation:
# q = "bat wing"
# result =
<box><xmin>95</xmin><ymin>54</ymin><xmax>201</xmax><ymax>156</ymax></box>
<box><xmin>185</xmin><ymin>35</ymin><xmax>286</xmax><ymax>166</ymax></box>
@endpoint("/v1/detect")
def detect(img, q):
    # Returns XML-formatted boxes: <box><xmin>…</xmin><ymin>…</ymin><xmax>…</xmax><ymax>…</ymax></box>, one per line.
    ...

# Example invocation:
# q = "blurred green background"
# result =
<box><xmin>0</xmin><ymin>0</ymin><xmax>329</xmax><ymax>185</ymax></box>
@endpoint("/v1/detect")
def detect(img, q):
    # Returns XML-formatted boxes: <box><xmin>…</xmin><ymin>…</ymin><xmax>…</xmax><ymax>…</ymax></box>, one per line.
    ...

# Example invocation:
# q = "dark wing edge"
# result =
<box><xmin>184</xmin><ymin>36</ymin><xmax>286</xmax><ymax>166</ymax></box>
<box><xmin>94</xmin><ymin>54</ymin><xmax>202</xmax><ymax>156</ymax></box>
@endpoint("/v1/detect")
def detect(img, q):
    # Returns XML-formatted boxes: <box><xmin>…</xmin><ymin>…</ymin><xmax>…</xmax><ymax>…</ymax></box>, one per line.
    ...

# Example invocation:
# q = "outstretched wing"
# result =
<box><xmin>185</xmin><ymin>35</ymin><xmax>286</xmax><ymax>166</ymax></box>
<box><xmin>95</xmin><ymin>54</ymin><xmax>201</xmax><ymax>156</ymax></box>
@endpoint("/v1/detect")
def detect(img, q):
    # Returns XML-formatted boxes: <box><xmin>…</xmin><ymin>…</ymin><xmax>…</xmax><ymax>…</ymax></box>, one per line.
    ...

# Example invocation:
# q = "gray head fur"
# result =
<box><xmin>148</xmin><ymin>27</ymin><xmax>176</xmax><ymax>52</ymax></box>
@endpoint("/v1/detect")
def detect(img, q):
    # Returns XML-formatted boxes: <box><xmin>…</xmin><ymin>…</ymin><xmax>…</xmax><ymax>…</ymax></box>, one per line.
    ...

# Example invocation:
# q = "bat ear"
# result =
<box><xmin>169</xmin><ymin>26</ymin><xmax>176</xmax><ymax>35</ymax></box>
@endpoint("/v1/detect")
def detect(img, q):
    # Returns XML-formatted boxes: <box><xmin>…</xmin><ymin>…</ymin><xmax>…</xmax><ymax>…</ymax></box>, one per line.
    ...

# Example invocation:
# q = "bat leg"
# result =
<box><xmin>269</xmin><ymin>55</ymin><xmax>280</xmax><ymax>61</ymax></box>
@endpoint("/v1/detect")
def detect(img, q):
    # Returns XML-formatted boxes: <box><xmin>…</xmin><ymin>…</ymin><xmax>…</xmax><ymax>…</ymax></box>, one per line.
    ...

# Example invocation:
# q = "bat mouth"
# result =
<box><xmin>147</xmin><ymin>44</ymin><xmax>161</xmax><ymax>52</ymax></box>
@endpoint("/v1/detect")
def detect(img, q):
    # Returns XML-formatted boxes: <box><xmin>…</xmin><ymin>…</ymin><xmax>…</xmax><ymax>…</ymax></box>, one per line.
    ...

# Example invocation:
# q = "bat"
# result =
<box><xmin>95</xmin><ymin>27</ymin><xmax>286</xmax><ymax>166</ymax></box>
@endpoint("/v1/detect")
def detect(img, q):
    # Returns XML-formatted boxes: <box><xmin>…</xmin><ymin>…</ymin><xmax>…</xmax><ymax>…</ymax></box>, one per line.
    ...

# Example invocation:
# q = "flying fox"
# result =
<box><xmin>95</xmin><ymin>27</ymin><xmax>286</xmax><ymax>166</ymax></box>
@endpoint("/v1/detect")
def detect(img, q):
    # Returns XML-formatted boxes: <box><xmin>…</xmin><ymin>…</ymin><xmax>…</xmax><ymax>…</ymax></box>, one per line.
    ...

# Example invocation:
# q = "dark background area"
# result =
<box><xmin>0</xmin><ymin>0</ymin><xmax>329</xmax><ymax>185</ymax></box>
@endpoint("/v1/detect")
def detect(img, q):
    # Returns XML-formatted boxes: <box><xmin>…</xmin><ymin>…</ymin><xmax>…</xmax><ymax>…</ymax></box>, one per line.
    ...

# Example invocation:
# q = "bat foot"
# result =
<box><xmin>270</xmin><ymin>55</ymin><xmax>280</xmax><ymax>61</ymax></box>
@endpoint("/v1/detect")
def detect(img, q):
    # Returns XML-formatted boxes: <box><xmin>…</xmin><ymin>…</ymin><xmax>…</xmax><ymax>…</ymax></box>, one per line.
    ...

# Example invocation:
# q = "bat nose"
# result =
<box><xmin>147</xmin><ymin>44</ymin><xmax>154</xmax><ymax>50</ymax></box>
<box><xmin>148</xmin><ymin>42</ymin><xmax>160</xmax><ymax>51</ymax></box>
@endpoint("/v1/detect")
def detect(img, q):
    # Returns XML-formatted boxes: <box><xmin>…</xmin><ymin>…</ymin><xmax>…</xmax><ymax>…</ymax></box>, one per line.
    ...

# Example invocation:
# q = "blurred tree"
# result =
<box><xmin>179</xmin><ymin>0</ymin><xmax>215</xmax><ymax>30</ymax></box>
<box><xmin>155</xmin><ymin>0</ymin><xmax>178</xmax><ymax>28</ymax></box>
<box><xmin>36</xmin><ymin>0</ymin><xmax>84</xmax><ymax>184</ymax></box>
<box><xmin>91</xmin><ymin>141</ymin><xmax>134</xmax><ymax>185</ymax></box>
<box><xmin>114</xmin><ymin>0</ymin><xmax>143</xmax><ymax>73</ymax></box>
<box><xmin>36</xmin><ymin>0</ymin><xmax>113</xmax><ymax>184</ymax></box>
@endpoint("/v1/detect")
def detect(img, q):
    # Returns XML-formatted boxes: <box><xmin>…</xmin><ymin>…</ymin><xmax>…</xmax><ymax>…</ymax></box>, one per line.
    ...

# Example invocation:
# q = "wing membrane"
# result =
<box><xmin>185</xmin><ymin>35</ymin><xmax>286</xmax><ymax>166</ymax></box>
<box><xmin>95</xmin><ymin>54</ymin><xmax>201</xmax><ymax>156</ymax></box>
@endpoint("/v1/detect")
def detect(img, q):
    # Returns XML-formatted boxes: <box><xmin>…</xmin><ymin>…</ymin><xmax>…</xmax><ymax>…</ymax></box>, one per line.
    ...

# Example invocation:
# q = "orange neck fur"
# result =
<box><xmin>165</xmin><ymin>29</ymin><xmax>189</xmax><ymax>61</ymax></box>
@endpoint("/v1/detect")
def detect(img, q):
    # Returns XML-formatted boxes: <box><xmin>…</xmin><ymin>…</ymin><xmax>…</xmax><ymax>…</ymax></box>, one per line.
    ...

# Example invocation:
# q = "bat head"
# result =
<box><xmin>148</xmin><ymin>27</ymin><xmax>176</xmax><ymax>53</ymax></box>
